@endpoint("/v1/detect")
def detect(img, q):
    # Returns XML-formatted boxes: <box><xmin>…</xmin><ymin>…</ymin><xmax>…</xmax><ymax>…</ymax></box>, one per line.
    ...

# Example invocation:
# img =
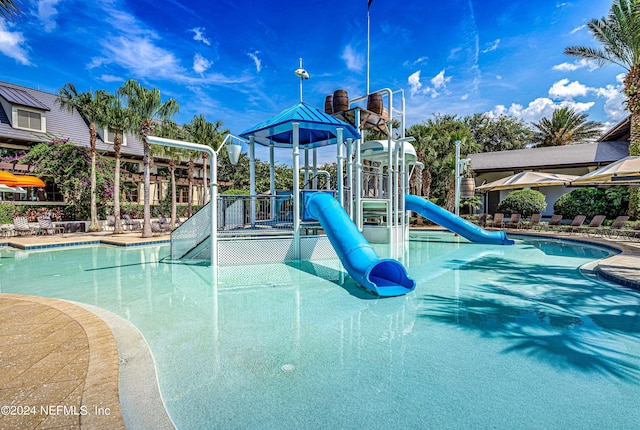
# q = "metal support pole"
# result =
<box><xmin>337</xmin><ymin>128</ymin><xmax>344</xmax><ymax>206</ymax></box>
<box><xmin>455</xmin><ymin>140</ymin><xmax>461</xmax><ymax>216</ymax></box>
<box><xmin>354</xmin><ymin>110</ymin><xmax>362</xmax><ymax>230</ymax></box>
<box><xmin>270</xmin><ymin>144</ymin><xmax>276</xmax><ymax>220</ymax></box>
<box><xmin>304</xmin><ymin>148</ymin><xmax>309</xmax><ymax>189</ymax></box>
<box><xmin>346</xmin><ymin>138</ymin><xmax>353</xmax><ymax>217</ymax></box>
<box><xmin>249</xmin><ymin>136</ymin><xmax>256</xmax><ymax>227</ymax></box>
<box><xmin>312</xmin><ymin>148</ymin><xmax>318</xmax><ymax>189</ymax></box>
<box><xmin>292</xmin><ymin>123</ymin><xmax>300</xmax><ymax>260</ymax></box>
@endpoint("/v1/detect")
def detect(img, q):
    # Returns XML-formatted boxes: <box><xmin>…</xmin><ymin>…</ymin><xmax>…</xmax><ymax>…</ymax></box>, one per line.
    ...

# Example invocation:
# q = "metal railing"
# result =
<box><xmin>170</xmin><ymin>194</ymin><xmax>297</xmax><ymax>259</ymax></box>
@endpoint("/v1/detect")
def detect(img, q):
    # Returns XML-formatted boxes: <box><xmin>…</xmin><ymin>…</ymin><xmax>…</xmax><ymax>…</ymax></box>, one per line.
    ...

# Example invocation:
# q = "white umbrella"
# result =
<box><xmin>569</xmin><ymin>156</ymin><xmax>640</xmax><ymax>186</ymax></box>
<box><xmin>0</xmin><ymin>184</ymin><xmax>26</xmax><ymax>194</ymax></box>
<box><xmin>477</xmin><ymin>171</ymin><xmax>578</xmax><ymax>192</ymax></box>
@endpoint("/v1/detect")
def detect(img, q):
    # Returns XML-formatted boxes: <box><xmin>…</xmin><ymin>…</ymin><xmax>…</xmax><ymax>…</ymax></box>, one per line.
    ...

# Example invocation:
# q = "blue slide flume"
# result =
<box><xmin>305</xmin><ymin>192</ymin><xmax>416</xmax><ymax>297</ymax></box>
<box><xmin>405</xmin><ymin>194</ymin><xmax>514</xmax><ymax>245</ymax></box>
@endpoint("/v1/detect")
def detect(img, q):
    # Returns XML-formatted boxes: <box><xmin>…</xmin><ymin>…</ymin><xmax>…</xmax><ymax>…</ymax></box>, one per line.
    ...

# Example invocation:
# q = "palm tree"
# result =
<box><xmin>119</xmin><ymin>79</ymin><xmax>179</xmax><ymax>238</ymax></box>
<box><xmin>0</xmin><ymin>0</ymin><xmax>22</xmax><ymax>18</ymax></box>
<box><xmin>183</xmin><ymin>115</ymin><xmax>229</xmax><ymax>205</ymax></box>
<box><xmin>56</xmin><ymin>84</ymin><xmax>108</xmax><ymax>232</ymax></box>
<box><xmin>154</xmin><ymin>120</ymin><xmax>187</xmax><ymax>230</ymax></box>
<box><xmin>99</xmin><ymin>91</ymin><xmax>131</xmax><ymax>235</ymax></box>
<box><xmin>531</xmin><ymin>107</ymin><xmax>603</xmax><ymax>147</ymax></box>
<box><xmin>564</xmin><ymin>0</ymin><xmax>640</xmax><ymax>214</ymax></box>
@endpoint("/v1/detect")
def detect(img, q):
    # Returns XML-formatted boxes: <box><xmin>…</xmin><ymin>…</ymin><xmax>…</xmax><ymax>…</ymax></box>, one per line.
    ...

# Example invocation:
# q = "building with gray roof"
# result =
<box><xmin>469</xmin><ymin>116</ymin><xmax>631</xmax><ymax>215</ymax></box>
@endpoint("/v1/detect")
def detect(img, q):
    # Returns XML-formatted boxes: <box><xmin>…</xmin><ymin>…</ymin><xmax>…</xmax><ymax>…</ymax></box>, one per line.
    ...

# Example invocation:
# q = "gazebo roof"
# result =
<box><xmin>239</xmin><ymin>102</ymin><xmax>360</xmax><ymax>149</ymax></box>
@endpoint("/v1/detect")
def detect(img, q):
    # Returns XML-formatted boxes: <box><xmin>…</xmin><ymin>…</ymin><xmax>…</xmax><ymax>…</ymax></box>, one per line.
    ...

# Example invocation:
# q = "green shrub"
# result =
<box><xmin>497</xmin><ymin>189</ymin><xmax>547</xmax><ymax>217</ymax></box>
<box><xmin>553</xmin><ymin>187</ymin><xmax>629</xmax><ymax>219</ymax></box>
<box><xmin>0</xmin><ymin>203</ymin><xmax>17</xmax><ymax>224</ymax></box>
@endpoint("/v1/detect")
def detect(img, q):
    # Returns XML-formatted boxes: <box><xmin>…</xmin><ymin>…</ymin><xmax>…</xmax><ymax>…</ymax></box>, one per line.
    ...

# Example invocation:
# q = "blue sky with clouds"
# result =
<box><xmin>0</xmin><ymin>0</ymin><xmax>628</xmax><ymax>144</ymax></box>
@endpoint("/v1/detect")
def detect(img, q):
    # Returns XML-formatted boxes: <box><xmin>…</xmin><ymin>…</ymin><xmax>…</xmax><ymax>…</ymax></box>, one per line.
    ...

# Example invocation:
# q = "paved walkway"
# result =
<box><xmin>0</xmin><ymin>228</ymin><xmax>638</xmax><ymax>430</ymax></box>
<box><xmin>0</xmin><ymin>295</ymin><xmax>124</xmax><ymax>430</ymax></box>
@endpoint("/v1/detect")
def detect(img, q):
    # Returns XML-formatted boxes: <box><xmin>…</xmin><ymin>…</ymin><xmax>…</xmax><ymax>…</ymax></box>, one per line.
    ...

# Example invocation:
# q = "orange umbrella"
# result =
<box><xmin>0</xmin><ymin>171</ymin><xmax>18</xmax><ymax>187</ymax></box>
<box><xmin>12</xmin><ymin>175</ymin><xmax>46</xmax><ymax>187</ymax></box>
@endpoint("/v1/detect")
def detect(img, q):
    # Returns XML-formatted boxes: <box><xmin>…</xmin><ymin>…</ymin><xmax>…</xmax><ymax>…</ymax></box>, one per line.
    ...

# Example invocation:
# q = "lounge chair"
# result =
<box><xmin>476</xmin><ymin>213</ymin><xmax>488</xmax><ymax>227</ymax></box>
<box><xmin>106</xmin><ymin>215</ymin><xmax>115</xmax><ymax>231</ymax></box>
<box><xmin>37</xmin><ymin>216</ymin><xmax>65</xmax><ymax>235</ymax></box>
<box><xmin>13</xmin><ymin>216</ymin><xmax>34</xmax><ymax>236</ymax></box>
<box><xmin>613</xmin><ymin>220</ymin><xmax>640</xmax><ymax>239</ymax></box>
<box><xmin>601</xmin><ymin>216</ymin><xmax>629</xmax><ymax>238</ymax></box>
<box><xmin>122</xmin><ymin>214</ymin><xmax>141</xmax><ymax>231</ymax></box>
<box><xmin>524</xmin><ymin>213</ymin><xmax>542</xmax><ymax>229</ymax></box>
<box><xmin>505</xmin><ymin>213</ymin><xmax>522</xmax><ymax>229</ymax></box>
<box><xmin>545</xmin><ymin>214</ymin><xmax>563</xmax><ymax>229</ymax></box>
<box><xmin>491</xmin><ymin>213</ymin><xmax>505</xmax><ymax>228</ymax></box>
<box><xmin>152</xmin><ymin>214</ymin><xmax>172</xmax><ymax>233</ymax></box>
<box><xmin>565</xmin><ymin>215</ymin><xmax>587</xmax><ymax>233</ymax></box>
<box><xmin>574</xmin><ymin>215</ymin><xmax>605</xmax><ymax>235</ymax></box>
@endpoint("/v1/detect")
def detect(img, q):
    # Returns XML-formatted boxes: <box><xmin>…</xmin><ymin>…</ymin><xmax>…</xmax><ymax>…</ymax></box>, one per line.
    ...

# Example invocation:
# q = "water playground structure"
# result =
<box><xmin>147</xmin><ymin>86</ymin><xmax>513</xmax><ymax>297</ymax></box>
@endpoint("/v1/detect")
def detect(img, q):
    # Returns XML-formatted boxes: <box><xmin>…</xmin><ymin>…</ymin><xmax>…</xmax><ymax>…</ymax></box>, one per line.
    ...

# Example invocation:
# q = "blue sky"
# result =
<box><xmin>0</xmin><ymin>0</ymin><xmax>628</xmax><ymax>149</ymax></box>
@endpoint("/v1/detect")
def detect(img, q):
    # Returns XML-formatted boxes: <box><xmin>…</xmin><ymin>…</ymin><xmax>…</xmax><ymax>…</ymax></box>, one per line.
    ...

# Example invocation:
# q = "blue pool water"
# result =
<box><xmin>1</xmin><ymin>232</ymin><xmax>640</xmax><ymax>429</ymax></box>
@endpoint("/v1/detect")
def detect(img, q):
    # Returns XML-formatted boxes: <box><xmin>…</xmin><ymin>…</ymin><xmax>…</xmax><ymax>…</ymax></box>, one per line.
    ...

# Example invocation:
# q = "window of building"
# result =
<box><xmin>103</xmin><ymin>127</ymin><xmax>127</xmax><ymax>146</ymax></box>
<box><xmin>16</xmin><ymin>108</ymin><xmax>44</xmax><ymax>132</ymax></box>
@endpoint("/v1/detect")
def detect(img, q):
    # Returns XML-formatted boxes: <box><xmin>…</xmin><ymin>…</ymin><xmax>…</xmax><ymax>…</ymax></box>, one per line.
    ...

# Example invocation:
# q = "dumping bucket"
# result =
<box><xmin>324</xmin><ymin>95</ymin><xmax>333</xmax><ymax>114</ymax></box>
<box><xmin>367</xmin><ymin>93</ymin><xmax>383</xmax><ymax>115</ymax></box>
<box><xmin>332</xmin><ymin>90</ymin><xmax>349</xmax><ymax>113</ymax></box>
<box><xmin>460</xmin><ymin>178</ymin><xmax>476</xmax><ymax>198</ymax></box>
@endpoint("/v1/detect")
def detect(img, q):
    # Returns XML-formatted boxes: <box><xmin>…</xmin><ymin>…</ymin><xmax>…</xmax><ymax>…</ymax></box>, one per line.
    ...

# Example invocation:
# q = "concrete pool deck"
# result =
<box><xmin>0</xmin><ymin>228</ymin><xmax>638</xmax><ymax>429</ymax></box>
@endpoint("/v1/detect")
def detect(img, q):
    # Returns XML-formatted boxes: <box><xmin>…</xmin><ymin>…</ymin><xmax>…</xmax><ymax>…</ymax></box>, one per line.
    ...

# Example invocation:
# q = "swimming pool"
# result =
<box><xmin>1</xmin><ymin>231</ymin><xmax>639</xmax><ymax>429</ymax></box>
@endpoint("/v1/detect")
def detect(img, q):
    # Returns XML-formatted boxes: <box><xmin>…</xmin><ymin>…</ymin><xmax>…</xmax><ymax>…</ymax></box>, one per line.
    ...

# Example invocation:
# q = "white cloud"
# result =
<box><xmin>247</xmin><ymin>50</ymin><xmax>261</xmax><ymax>72</ymax></box>
<box><xmin>342</xmin><ymin>45</ymin><xmax>363</xmax><ymax>72</ymax></box>
<box><xmin>99</xmin><ymin>74</ymin><xmax>122</xmax><ymax>83</ymax></box>
<box><xmin>570</xmin><ymin>24</ymin><xmax>586</xmax><ymax>34</ymax></box>
<box><xmin>91</xmin><ymin>36</ymin><xmax>185</xmax><ymax>79</ymax></box>
<box><xmin>85</xmin><ymin>6</ymin><xmax>250</xmax><ymax>86</ymax></box>
<box><xmin>489</xmin><ymin>98</ymin><xmax>596</xmax><ymax>123</ymax></box>
<box><xmin>448</xmin><ymin>47</ymin><xmax>462</xmax><ymax>61</ymax></box>
<box><xmin>552</xmin><ymin>58</ymin><xmax>598</xmax><ymax>72</ymax></box>
<box><xmin>490</xmin><ymin>73</ymin><xmax>627</xmax><ymax>124</ymax></box>
<box><xmin>37</xmin><ymin>0</ymin><xmax>61</xmax><ymax>32</ymax></box>
<box><xmin>408</xmin><ymin>69</ymin><xmax>451</xmax><ymax>98</ymax></box>
<box><xmin>548</xmin><ymin>78</ymin><xmax>588</xmax><ymax>99</ymax></box>
<box><xmin>431</xmin><ymin>70</ymin><xmax>450</xmax><ymax>89</ymax></box>
<box><xmin>461</xmin><ymin>93</ymin><xmax>469</xmax><ymax>101</ymax></box>
<box><xmin>408</xmin><ymin>70</ymin><xmax>422</xmax><ymax>96</ymax></box>
<box><xmin>594</xmin><ymin>73</ymin><xmax>627</xmax><ymax>121</ymax></box>
<box><xmin>190</xmin><ymin>27</ymin><xmax>211</xmax><ymax>46</ymax></box>
<box><xmin>193</xmin><ymin>53</ymin><xmax>212</xmax><ymax>75</ymax></box>
<box><xmin>481</xmin><ymin>39</ymin><xmax>500</xmax><ymax>53</ymax></box>
<box><xmin>0</xmin><ymin>19</ymin><xmax>30</xmax><ymax>65</ymax></box>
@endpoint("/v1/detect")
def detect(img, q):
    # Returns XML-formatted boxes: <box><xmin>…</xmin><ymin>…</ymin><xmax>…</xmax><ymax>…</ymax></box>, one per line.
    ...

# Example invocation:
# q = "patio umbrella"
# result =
<box><xmin>477</xmin><ymin>171</ymin><xmax>578</xmax><ymax>192</ymax></box>
<box><xmin>0</xmin><ymin>171</ymin><xmax>18</xmax><ymax>187</ymax></box>
<box><xmin>12</xmin><ymin>175</ymin><xmax>46</xmax><ymax>187</ymax></box>
<box><xmin>0</xmin><ymin>184</ymin><xmax>26</xmax><ymax>194</ymax></box>
<box><xmin>569</xmin><ymin>156</ymin><xmax>640</xmax><ymax>186</ymax></box>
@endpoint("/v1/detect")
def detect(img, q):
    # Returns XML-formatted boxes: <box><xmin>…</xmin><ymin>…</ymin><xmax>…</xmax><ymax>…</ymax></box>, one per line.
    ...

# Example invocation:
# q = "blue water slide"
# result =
<box><xmin>404</xmin><ymin>194</ymin><xmax>514</xmax><ymax>245</ymax></box>
<box><xmin>305</xmin><ymin>192</ymin><xmax>416</xmax><ymax>297</ymax></box>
